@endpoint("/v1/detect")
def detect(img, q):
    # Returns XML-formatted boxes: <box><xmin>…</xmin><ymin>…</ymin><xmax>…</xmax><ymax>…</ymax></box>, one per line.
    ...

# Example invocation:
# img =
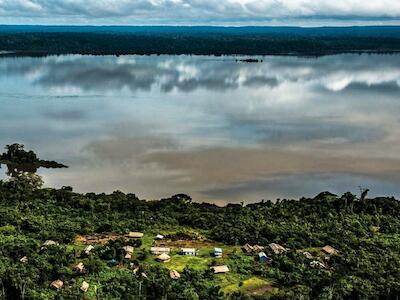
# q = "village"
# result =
<box><xmin>19</xmin><ymin>230</ymin><xmax>339</xmax><ymax>297</ymax></box>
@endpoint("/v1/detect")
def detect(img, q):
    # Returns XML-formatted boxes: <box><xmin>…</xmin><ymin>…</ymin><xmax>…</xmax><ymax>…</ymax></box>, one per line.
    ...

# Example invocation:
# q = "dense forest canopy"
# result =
<box><xmin>0</xmin><ymin>145</ymin><xmax>399</xmax><ymax>299</ymax></box>
<box><xmin>1</xmin><ymin>26</ymin><xmax>400</xmax><ymax>56</ymax></box>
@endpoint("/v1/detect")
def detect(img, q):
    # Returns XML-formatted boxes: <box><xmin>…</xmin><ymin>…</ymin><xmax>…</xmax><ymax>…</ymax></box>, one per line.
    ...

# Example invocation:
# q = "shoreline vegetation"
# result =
<box><xmin>0</xmin><ymin>145</ymin><xmax>399</xmax><ymax>299</ymax></box>
<box><xmin>1</xmin><ymin>26</ymin><xmax>400</xmax><ymax>57</ymax></box>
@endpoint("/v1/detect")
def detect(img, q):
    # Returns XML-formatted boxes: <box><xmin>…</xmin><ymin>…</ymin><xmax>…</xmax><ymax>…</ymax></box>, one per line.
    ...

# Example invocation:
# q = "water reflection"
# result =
<box><xmin>1</xmin><ymin>54</ymin><xmax>400</xmax><ymax>204</ymax></box>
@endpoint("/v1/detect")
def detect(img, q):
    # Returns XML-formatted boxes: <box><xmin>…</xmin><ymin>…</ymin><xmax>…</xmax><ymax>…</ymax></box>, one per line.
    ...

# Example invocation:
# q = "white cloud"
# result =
<box><xmin>1</xmin><ymin>0</ymin><xmax>400</xmax><ymax>24</ymax></box>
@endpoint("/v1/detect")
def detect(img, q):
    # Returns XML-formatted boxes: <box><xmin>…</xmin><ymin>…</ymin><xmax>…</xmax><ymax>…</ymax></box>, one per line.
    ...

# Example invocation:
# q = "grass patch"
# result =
<box><xmin>221</xmin><ymin>276</ymin><xmax>274</xmax><ymax>297</ymax></box>
<box><xmin>163</xmin><ymin>255</ymin><xmax>212</xmax><ymax>272</ymax></box>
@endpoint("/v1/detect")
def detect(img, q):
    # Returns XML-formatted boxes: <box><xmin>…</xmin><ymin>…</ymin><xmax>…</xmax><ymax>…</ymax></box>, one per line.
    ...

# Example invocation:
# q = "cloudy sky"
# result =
<box><xmin>0</xmin><ymin>0</ymin><xmax>400</xmax><ymax>26</ymax></box>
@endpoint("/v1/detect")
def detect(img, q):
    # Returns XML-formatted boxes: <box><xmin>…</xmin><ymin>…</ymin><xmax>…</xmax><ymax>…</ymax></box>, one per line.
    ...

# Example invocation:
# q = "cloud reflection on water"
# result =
<box><xmin>0</xmin><ymin>54</ymin><xmax>400</xmax><ymax>204</ymax></box>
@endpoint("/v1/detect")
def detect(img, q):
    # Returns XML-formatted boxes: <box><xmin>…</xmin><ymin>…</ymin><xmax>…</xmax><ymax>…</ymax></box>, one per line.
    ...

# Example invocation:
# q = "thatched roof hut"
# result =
<box><xmin>322</xmin><ymin>245</ymin><xmax>338</xmax><ymax>255</ymax></box>
<box><xmin>211</xmin><ymin>265</ymin><xmax>230</xmax><ymax>274</ymax></box>
<box><xmin>20</xmin><ymin>256</ymin><xmax>28</xmax><ymax>263</ymax></box>
<box><xmin>80</xmin><ymin>281</ymin><xmax>89</xmax><ymax>293</ymax></box>
<box><xmin>50</xmin><ymin>280</ymin><xmax>64</xmax><ymax>290</ymax></box>
<box><xmin>157</xmin><ymin>253</ymin><xmax>171</xmax><ymax>263</ymax></box>
<box><xmin>169</xmin><ymin>270</ymin><xmax>181</xmax><ymax>280</ymax></box>
<box><xmin>269</xmin><ymin>243</ymin><xmax>288</xmax><ymax>255</ymax></box>
<box><xmin>127</xmin><ymin>232</ymin><xmax>144</xmax><ymax>238</ymax></box>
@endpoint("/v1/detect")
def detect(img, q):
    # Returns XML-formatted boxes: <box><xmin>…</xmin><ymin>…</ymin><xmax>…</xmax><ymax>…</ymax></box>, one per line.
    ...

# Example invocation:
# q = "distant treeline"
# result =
<box><xmin>1</xmin><ymin>26</ymin><xmax>400</xmax><ymax>56</ymax></box>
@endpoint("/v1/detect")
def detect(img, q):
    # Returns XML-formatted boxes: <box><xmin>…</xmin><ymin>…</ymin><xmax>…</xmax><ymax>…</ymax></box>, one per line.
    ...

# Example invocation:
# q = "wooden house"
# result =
<box><xmin>50</xmin><ymin>280</ymin><xmax>64</xmax><ymax>290</ymax></box>
<box><xmin>127</xmin><ymin>232</ymin><xmax>144</xmax><ymax>238</ymax></box>
<box><xmin>211</xmin><ymin>265</ymin><xmax>229</xmax><ymax>274</ymax></box>
<box><xmin>214</xmin><ymin>247</ymin><xmax>223</xmax><ymax>258</ymax></box>
<box><xmin>181</xmin><ymin>248</ymin><xmax>197</xmax><ymax>256</ymax></box>
<box><xmin>322</xmin><ymin>245</ymin><xmax>338</xmax><ymax>255</ymax></box>
<box><xmin>269</xmin><ymin>243</ymin><xmax>288</xmax><ymax>255</ymax></box>
<box><xmin>150</xmin><ymin>247</ymin><xmax>170</xmax><ymax>255</ymax></box>
<box><xmin>80</xmin><ymin>281</ymin><xmax>89</xmax><ymax>293</ymax></box>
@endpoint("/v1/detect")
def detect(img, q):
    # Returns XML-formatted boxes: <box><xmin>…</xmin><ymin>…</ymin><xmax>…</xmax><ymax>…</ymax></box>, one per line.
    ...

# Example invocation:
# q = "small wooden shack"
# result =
<box><xmin>169</xmin><ymin>270</ymin><xmax>181</xmax><ymax>280</ymax></box>
<box><xmin>80</xmin><ymin>281</ymin><xmax>89</xmax><ymax>293</ymax></box>
<box><xmin>211</xmin><ymin>265</ymin><xmax>230</xmax><ymax>274</ymax></box>
<box><xmin>156</xmin><ymin>234</ymin><xmax>164</xmax><ymax>240</ymax></box>
<box><xmin>243</xmin><ymin>244</ymin><xmax>264</xmax><ymax>254</ymax></box>
<box><xmin>181</xmin><ymin>248</ymin><xmax>197</xmax><ymax>256</ymax></box>
<box><xmin>253</xmin><ymin>245</ymin><xmax>264</xmax><ymax>252</ymax></box>
<box><xmin>322</xmin><ymin>245</ymin><xmax>338</xmax><ymax>255</ymax></box>
<box><xmin>150</xmin><ymin>247</ymin><xmax>170</xmax><ymax>255</ymax></box>
<box><xmin>127</xmin><ymin>232</ymin><xmax>144</xmax><ymax>238</ymax></box>
<box><xmin>157</xmin><ymin>253</ymin><xmax>171</xmax><ymax>263</ymax></box>
<box><xmin>50</xmin><ymin>280</ymin><xmax>64</xmax><ymax>290</ymax></box>
<box><xmin>74</xmin><ymin>262</ymin><xmax>85</xmax><ymax>273</ymax></box>
<box><xmin>214</xmin><ymin>247</ymin><xmax>223</xmax><ymax>258</ymax></box>
<box><xmin>84</xmin><ymin>245</ymin><xmax>94</xmax><ymax>254</ymax></box>
<box><xmin>269</xmin><ymin>243</ymin><xmax>288</xmax><ymax>255</ymax></box>
<box><xmin>243</xmin><ymin>243</ymin><xmax>254</xmax><ymax>253</ymax></box>
<box><xmin>123</xmin><ymin>246</ymin><xmax>134</xmax><ymax>254</ymax></box>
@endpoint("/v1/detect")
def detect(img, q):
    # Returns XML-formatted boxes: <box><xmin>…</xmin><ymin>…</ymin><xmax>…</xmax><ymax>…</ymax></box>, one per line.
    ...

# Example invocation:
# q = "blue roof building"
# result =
<box><xmin>258</xmin><ymin>252</ymin><xmax>270</xmax><ymax>262</ymax></box>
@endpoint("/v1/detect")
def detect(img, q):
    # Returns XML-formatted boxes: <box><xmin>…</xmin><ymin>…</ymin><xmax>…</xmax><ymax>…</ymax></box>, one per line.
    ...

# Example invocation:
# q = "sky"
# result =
<box><xmin>0</xmin><ymin>0</ymin><xmax>400</xmax><ymax>26</ymax></box>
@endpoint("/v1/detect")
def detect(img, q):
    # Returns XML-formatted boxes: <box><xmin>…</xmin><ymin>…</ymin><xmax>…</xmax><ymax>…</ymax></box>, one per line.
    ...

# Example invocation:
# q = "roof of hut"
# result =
<box><xmin>74</xmin><ymin>262</ymin><xmax>85</xmax><ymax>272</ymax></box>
<box><xmin>211</xmin><ymin>265</ymin><xmax>230</xmax><ymax>274</ymax></box>
<box><xmin>80</xmin><ymin>281</ymin><xmax>89</xmax><ymax>293</ymax></box>
<box><xmin>127</xmin><ymin>232</ymin><xmax>144</xmax><ymax>238</ymax></box>
<box><xmin>169</xmin><ymin>270</ymin><xmax>181</xmax><ymax>279</ymax></box>
<box><xmin>181</xmin><ymin>248</ymin><xmax>196</xmax><ymax>252</ymax></box>
<box><xmin>50</xmin><ymin>280</ymin><xmax>63</xmax><ymax>290</ymax></box>
<box><xmin>150</xmin><ymin>247</ymin><xmax>170</xmax><ymax>253</ymax></box>
<box><xmin>243</xmin><ymin>243</ymin><xmax>254</xmax><ymax>253</ymax></box>
<box><xmin>269</xmin><ymin>243</ymin><xmax>288</xmax><ymax>254</ymax></box>
<box><xmin>157</xmin><ymin>253</ymin><xmax>171</xmax><ymax>262</ymax></box>
<box><xmin>322</xmin><ymin>245</ymin><xmax>338</xmax><ymax>255</ymax></box>
<box><xmin>123</xmin><ymin>246</ymin><xmax>134</xmax><ymax>254</ymax></box>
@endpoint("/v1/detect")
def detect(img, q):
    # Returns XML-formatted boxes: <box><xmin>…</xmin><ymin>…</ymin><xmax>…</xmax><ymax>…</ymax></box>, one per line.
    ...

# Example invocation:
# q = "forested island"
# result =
<box><xmin>0</xmin><ymin>145</ymin><xmax>399</xmax><ymax>299</ymax></box>
<box><xmin>1</xmin><ymin>26</ymin><xmax>400</xmax><ymax>56</ymax></box>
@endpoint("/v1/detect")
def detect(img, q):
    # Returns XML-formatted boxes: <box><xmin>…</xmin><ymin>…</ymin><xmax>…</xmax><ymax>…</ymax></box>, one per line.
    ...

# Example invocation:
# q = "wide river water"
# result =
<box><xmin>1</xmin><ymin>54</ymin><xmax>400</xmax><ymax>204</ymax></box>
